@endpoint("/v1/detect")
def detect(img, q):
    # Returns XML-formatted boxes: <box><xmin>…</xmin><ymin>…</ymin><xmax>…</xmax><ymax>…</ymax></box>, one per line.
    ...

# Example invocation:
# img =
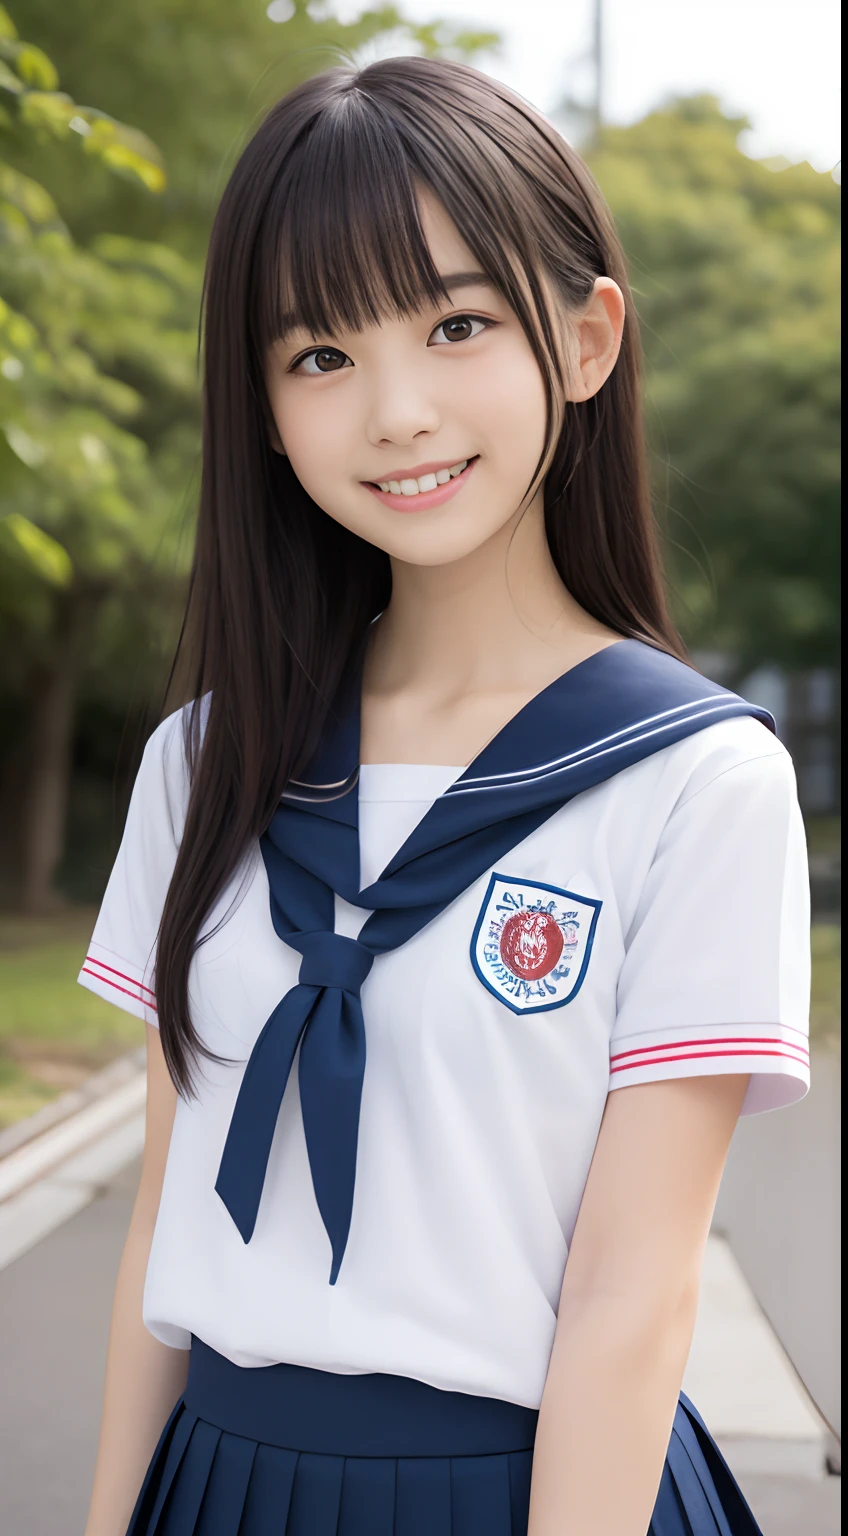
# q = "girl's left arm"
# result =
<box><xmin>527</xmin><ymin>1071</ymin><xmax>749</xmax><ymax>1536</ymax></box>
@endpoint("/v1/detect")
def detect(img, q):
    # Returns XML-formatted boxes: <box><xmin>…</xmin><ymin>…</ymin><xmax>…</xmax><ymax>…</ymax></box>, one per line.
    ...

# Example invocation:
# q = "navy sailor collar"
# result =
<box><xmin>216</xmin><ymin>639</ymin><xmax>773</xmax><ymax>1281</ymax></box>
<box><xmin>280</xmin><ymin>638</ymin><xmax>774</xmax><ymax>897</ymax></box>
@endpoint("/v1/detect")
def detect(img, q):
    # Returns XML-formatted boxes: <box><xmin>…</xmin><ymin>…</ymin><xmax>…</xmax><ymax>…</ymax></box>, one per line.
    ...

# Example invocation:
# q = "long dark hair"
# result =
<box><xmin>156</xmin><ymin>55</ymin><xmax>684</xmax><ymax>1093</ymax></box>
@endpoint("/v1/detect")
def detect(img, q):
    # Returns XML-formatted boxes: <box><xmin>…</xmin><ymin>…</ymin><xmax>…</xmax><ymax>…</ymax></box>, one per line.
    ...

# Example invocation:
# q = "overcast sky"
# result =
<box><xmin>325</xmin><ymin>0</ymin><xmax>840</xmax><ymax>173</ymax></box>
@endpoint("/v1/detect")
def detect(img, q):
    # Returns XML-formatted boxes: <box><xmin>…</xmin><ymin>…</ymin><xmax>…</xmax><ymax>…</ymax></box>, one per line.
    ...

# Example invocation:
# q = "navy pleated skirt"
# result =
<box><xmin>127</xmin><ymin>1337</ymin><xmax>763</xmax><ymax>1536</ymax></box>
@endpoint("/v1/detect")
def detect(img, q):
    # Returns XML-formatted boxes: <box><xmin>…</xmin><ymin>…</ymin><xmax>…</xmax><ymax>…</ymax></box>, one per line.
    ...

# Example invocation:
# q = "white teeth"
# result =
<box><xmin>379</xmin><ymin>460</ymin><xmax>471</xmax><ymax>496</ymax></box>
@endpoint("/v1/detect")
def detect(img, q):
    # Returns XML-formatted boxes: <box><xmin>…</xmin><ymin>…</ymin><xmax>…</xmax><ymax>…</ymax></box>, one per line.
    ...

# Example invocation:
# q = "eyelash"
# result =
<box><xmin>289</xmin><ymin>313</ymin><xmax>495</xmax><ymax>375</ymax></box>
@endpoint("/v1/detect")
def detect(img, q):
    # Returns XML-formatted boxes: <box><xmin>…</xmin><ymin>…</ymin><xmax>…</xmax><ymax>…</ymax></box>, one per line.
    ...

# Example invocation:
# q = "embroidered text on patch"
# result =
<box><xmin>471</xmin><ymin>873</ymin><xmax>602</xmax><ymax>1014</ymax></box>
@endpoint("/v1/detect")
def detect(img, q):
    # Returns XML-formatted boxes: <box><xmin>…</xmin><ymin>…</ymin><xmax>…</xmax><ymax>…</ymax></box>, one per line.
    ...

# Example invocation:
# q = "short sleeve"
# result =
<box><xmin>609</xmin><ymin>745</ymin><xmax>810</xmax><ymax>1114</ymax></box>
<box><xmin>77</xmin><ymin>710</ymin><xmax>191</xmax><ymax>1025</ymax></box>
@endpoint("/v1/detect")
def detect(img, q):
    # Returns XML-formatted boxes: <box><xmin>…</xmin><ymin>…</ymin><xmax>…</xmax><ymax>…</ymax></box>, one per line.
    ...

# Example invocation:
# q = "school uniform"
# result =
<box><xmin>79</xmin><ymin>641</ymin><xmax>810</xmax><ymax>1535</ymax></box>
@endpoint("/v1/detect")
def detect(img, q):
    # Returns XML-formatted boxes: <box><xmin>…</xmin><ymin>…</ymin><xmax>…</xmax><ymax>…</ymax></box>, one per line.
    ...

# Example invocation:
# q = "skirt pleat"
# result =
<box><xmin>507</xmin><ymin>1450</ymin><xmax>534</xmax><ymax>1533</ymax></box>
<box><xmin>658</xmin><ymin>1440</ymin><xmax>720</xmax><ymax>1536</ymax></box>
<box><xmin>157</xmin><ymin>1419</ymin><xmax>221</xmax><ymax>1536</ymax></box>
<box><xmin>285</xmin><ymin>1449</ymin><xmax>344</xmax><ymax>1536</ymax></box>
<box><xmin>395</xmin><ymin>1455</ymin><xmax>452</xmax><ymax>1536</ymax></box>
<box><xmin>238</xmin><ymin>1444</ymin><xmax>298</xmax><ymax>1536</ymax></box>
<box><xmin>194</xmin><ymin>1429</ymin><xmax>257</xmax><ymax>1536</ymax></box>
<box><xmin>336</xmin><ymin>1456</ymin><xmax>396</xmax><ymax>1529</ymax></box>
<box><xmin>674</xmin><ymin>1396</ymin><xmax>761</xmax><ymax>1536</ymax></box>
<box><xmin>338</xmin><ymin>1455</ymin><xmax>396</xmax><ymax>1536</ymax></box>
<box><xmin>129</xmin><ymin>1412</ymin><xmax>534</xmax><ymax>1536</ymax></box>
<box><xmin>125</xmin><ymin>1401</ymin><xmax>183</xmax><ymax>1536</ymax></box>
<box><xmin>648</xmin><ymin>1458</ymin><xmax>691</xmax><ymax>1536</ymax></box>
<box><xmin>451</xmin><ymin>1452</ymin><xmax>515</xmax><ymax>1536</ymax></box>
<box><xmin>144</xmin><ymin>1408</ymin><xmax>197</xmax><ymax>1535</ymax></box>
<box><xmin>648</xmin><ymin>1395</ymin><xmax>761</xmax><ymax>1536</ymax></box>
<box><xmin>663</xmin><ymin>1414</ymin><xmax>734</xmax><ymax>1536</ymax></box>
<box><xmin>127</xmin><ymin>1376</ymin><xmax>762</xmax><ymax>1536</ymax></box>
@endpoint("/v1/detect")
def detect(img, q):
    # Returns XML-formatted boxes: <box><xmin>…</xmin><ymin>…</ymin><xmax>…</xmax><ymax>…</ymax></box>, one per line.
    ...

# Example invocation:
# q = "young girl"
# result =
<box><xmin>79</xmin><ymin>56</ymin><xmax>810</xmax><ymax>1536</ymax></box>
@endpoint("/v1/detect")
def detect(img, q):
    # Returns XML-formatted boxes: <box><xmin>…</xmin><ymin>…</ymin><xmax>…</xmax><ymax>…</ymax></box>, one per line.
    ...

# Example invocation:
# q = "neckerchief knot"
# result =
<box><xmin>296</xmin><ymin>931</ymin><xmax>374</xmax><ymax>993</ymax></box>
<box><xmin>214</xmin><ymin>641</ymin><xmax>774</xmax><ymax>1283</ymax></box>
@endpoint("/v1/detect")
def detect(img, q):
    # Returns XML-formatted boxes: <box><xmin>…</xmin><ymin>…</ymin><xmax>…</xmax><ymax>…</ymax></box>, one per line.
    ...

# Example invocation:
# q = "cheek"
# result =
<box><xmin>468</xmin><ymin>344</ymin><xmax>548</xmax><ymax>468</ymax></box>
<box><xmin>270</xmin><ymin>388</ymin><xmax>378</xmax><ymax>543</ymax></box>
<box><xmin>276</xmin><ymin>400</ymin><xmax>344</xmax><ymax>493</ymax></box>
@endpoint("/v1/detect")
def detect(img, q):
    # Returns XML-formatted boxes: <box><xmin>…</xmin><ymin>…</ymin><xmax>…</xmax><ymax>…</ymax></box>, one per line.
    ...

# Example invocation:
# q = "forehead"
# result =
<box><xmin>414</xmin><ymin>189</ymin><xmax>478</xmax><ymax>274</ymax></box>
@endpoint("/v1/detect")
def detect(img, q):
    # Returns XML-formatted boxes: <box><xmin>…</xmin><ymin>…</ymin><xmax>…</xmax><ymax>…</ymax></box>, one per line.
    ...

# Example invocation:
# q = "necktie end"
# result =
<box><xmin>215</xmin><ymin>1176</ymin><xmax>259</xmax><ymax>1244</ymax></box>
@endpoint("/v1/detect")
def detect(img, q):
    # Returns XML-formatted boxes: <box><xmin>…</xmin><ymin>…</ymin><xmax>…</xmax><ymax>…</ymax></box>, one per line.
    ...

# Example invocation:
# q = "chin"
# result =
<box><xmin>379</xmin><ymin>521</ymin><xmax>516</xmax><ymax>566</ymax></box>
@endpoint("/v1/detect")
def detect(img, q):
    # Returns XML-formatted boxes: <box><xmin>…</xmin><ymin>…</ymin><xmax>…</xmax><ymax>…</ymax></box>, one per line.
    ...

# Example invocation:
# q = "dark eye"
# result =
<box><xmin>430</xmin><ymin>315</ymin><xmax>488</xmax><ymax>346</ymax></box>
<box><xmin>295</xmin><ymin>348</ymin><xmax>351</xmax><ymax>375</ymax></box>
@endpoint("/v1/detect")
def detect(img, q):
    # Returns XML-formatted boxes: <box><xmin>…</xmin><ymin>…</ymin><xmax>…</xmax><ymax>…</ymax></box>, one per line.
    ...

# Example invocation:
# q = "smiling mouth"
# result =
<box><xmin>367</xmin><ymin>457</ymin><xmax>476</xmax><ymax>496</ymax></box>
<box><xmin>363</xmin><ymin>456</ymin><xmax>480</xmax><ymax>512</ymax></box>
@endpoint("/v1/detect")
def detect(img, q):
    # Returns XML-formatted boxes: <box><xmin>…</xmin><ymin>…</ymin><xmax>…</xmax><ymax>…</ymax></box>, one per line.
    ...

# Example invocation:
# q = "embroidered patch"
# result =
<box><xmin>471</xmin><ymin>873</ymin><xmax>602</xmax><ymax>1014</ymax></box>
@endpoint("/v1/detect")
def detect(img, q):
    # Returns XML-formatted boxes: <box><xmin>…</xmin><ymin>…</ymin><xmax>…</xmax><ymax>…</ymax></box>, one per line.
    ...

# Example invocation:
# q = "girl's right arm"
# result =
<box><xmin>84</xmin><ymin>1024</ymin><xmax>189</xmax><ymax>1536</ymax></box>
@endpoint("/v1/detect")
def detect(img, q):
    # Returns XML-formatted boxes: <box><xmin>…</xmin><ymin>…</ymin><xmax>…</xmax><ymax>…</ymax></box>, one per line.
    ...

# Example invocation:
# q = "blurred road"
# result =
<box><xmin>0</xmin><ymin>1158</ymin><xmax>840</xmax><ymax>1536</ymax></box>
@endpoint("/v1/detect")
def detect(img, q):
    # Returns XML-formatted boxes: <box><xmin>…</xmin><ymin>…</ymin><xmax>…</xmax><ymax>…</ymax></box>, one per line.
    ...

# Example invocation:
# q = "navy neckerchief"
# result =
<box><xmin>215</xmin><ymin>639</ymin><xmax>772</xmax><ymax>1282</ymax></box>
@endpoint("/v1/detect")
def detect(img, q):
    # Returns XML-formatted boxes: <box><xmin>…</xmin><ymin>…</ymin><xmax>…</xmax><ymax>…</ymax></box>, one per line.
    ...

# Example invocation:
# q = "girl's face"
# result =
<box><xmin>264</xmin><ymin>191</ymin><xmax>554</xmax><ymax>568</ymax></box>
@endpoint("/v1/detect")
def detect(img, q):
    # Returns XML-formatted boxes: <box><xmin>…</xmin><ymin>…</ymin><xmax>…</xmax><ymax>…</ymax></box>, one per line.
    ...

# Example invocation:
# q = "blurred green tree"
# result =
<box><xmin>588</xmin><ymin>97</ymin><xmax>840</xmax><ymax>678</ymax></box>
<box><xmin>1</xmin><ymin>3</ymin><xmax>199</xmax><ymax>910</ymax></box>
<box><xmin>4</xmin><ymin>10</ymin><xmax>838</xmax><ymax>912</ymax></box>
<box><xmin>1</xmin><ymin>2</ymin><xmax>498</xmax><ymax>912</ymax></box>
<box><xmin>6</xmin><ymin>0</ymin><xmax>498</xmax><ymax>257</ymax></box>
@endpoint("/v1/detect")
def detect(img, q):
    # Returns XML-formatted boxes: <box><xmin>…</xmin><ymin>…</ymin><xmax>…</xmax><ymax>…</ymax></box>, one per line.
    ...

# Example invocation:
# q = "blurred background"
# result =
<box><xmin>0</xmin><ymin>1</ymin><xmax>840</xmax><ymax>1531</ymax></box>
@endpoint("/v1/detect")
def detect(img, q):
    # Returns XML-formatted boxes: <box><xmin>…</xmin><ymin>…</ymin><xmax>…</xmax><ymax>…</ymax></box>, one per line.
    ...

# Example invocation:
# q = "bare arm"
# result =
<box><xmin>528</xmin><ymin>1073</ymin><xmax>749</xmax><ymax>1536</ymax></box>
<box><xmin>84</xmin><ymin>1024</ymin><xmax>189</xmax><ymax>1536</ymax></box>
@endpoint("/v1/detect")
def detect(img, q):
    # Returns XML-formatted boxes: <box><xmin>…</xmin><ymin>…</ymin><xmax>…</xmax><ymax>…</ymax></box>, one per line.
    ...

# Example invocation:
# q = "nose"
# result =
<box><xmin>363</xmin><ymin>355</ymin><xmax>441</xmax><ymax>449</ymax></box>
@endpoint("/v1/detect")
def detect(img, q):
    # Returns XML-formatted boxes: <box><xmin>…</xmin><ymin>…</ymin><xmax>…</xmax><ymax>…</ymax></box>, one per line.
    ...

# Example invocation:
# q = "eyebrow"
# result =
<box><xmin>437</xmin><ymin>270</ymin><xmax>496</xmax><ymax>292</ymax></box>
<box><xmin>275</xmin><ymin>272</ymin><xmax>496</xmax><ymax>343</ymax></box>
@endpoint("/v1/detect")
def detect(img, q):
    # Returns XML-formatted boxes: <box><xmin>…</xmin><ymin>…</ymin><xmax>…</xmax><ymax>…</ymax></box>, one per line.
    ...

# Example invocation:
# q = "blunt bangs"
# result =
<box><xmin>246</xmin><ymin>62</ymin><xmax>592</xmax><ymax>502</ymax></box>
<box><xmin>248</xmin><ymin>60</ymin><xmax>596</xmax><ymax>382</ymax></box>
<box><xmin>253</xmin><ymin>87</ymin><xmax>454</xmax><ymax>350</ymax></box>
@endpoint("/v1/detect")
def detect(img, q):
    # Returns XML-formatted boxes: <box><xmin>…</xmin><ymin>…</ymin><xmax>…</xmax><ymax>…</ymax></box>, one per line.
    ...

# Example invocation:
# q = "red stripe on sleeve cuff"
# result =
<box><xmin>80</xmin><ymin>955</ymin><xmax>157</xmax><ymax>1012</ymax></box>
<box><xmin>610</xmin><ymin>1033</ymin><xmax>809</xmax><ymax>1073</ymax></box>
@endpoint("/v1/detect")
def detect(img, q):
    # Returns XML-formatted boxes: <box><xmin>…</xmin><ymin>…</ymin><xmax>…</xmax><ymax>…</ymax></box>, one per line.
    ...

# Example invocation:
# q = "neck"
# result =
<box><xmin>367</xmin><ymin>491</ymin><xmax>614</xmax><ymax>699</ymax></box>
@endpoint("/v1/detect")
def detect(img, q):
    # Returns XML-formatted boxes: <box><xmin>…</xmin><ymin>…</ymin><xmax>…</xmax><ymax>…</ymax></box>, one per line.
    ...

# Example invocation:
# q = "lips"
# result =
<box><xmin>367</xmin><ymin>454</ymin><xmax>476</xmax><ymax>485</ymax></box>
<box><xmin>363</xmin><ymin>456</ymin><xmax>479</xmax><ymax>512</ymax></box>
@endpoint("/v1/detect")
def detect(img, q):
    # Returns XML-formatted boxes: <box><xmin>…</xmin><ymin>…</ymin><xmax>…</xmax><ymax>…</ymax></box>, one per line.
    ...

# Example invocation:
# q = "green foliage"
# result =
<box><xmin>0</xmin><ymin>908</ymin><xmax>143</xmax><ymax>1127</ymax></box>
<box><xmin>7</xmin><ymin>0</ymin><xmax>498</xmax><ymax>257</ymax></box>
<box><xmin>588</xmin><ymin>98</ymin><xmax>840</xmax><ymax>672</ymax></box>
<box><xmin>0</xmin><ymin>4</ymin><xmax>164</xmax><ymax>190</ymax></box>
<box><xmin>2</xmin><ymin>0</ymin><xmax>498</xmax><ymax>623</ymax></box>
<box><xmin>0</xmin><ymin>0</ymin><xmax>501</xmax><ymax>908</ymax></box>
<box><xmin>0</xmin><ymin>5</ymin><xmax>197</xmax><ymax>685</ymax></box>
<box><xmin>0</xmin><ymin>5</ymin><xmax>838</xmax><ymax>909</ymax></box>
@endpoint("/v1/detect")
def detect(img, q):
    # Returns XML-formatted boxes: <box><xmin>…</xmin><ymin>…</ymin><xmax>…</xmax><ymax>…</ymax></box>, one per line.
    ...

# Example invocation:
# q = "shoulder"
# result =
<box><xmin>581</xmin><ymin>715</ymin><xmax>801</xmax><ymax>874</ymax></box>
<box><xmin>133</xmin><ymin>695</ymin><xmax>210</xmax><ymax>836</ymax></box>
<box><xmin>654</xmin><ymin>715</ymin><xmax>796</xmax><ymax>816</ymax></box>
<box><xmin>615</xmin><ymin>717</ymin><xmax>804</xmax><ymax>876</ymax></box>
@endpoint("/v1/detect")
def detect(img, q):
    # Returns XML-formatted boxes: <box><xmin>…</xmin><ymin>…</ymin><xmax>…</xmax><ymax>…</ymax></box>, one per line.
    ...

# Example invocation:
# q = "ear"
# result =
<box><xmin>566</xmin><ymin>277</ymin><xmax>626</xmax><ymax>402</ymax></box>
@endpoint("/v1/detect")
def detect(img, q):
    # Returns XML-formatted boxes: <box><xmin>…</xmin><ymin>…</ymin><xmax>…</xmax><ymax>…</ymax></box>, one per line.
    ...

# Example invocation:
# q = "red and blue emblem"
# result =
<box><xmin>471</xmin><ymin>873</ymin><xmax>601</xmax><ymax>1013</ymax></box>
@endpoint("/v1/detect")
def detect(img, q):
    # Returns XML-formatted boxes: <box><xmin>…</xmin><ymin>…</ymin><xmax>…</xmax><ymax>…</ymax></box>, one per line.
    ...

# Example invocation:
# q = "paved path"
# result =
<box><xmin>0</xmin><ymin>1160</ymin><xmax>840</xmax><ymax>1536</ymax></box>
<box><xmin>716</xmin><ymin>1045</ymin><xmax>841</xmax><ymax>1438</ymax></box>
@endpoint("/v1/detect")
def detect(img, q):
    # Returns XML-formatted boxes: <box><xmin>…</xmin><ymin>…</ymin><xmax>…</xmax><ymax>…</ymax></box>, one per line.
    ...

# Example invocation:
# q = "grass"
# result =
<box><xmin>0</xmin><ymin>909</ymin><xmax>841</xmax><ymax>1131</ymax></box>
<box><xmin>810</xmin><ymin>923</ymin><xmax>841</xmax><ymax>1050</ymax></box>
<box><xmin>0</xmin><ymin>909</ymin><xmax>144</xmax><ymax>1129</ymax></box>
<box><xmin>804</xmin><ymin>816</ymin><xmax>841</xmax><ymax>857</ymax></box>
